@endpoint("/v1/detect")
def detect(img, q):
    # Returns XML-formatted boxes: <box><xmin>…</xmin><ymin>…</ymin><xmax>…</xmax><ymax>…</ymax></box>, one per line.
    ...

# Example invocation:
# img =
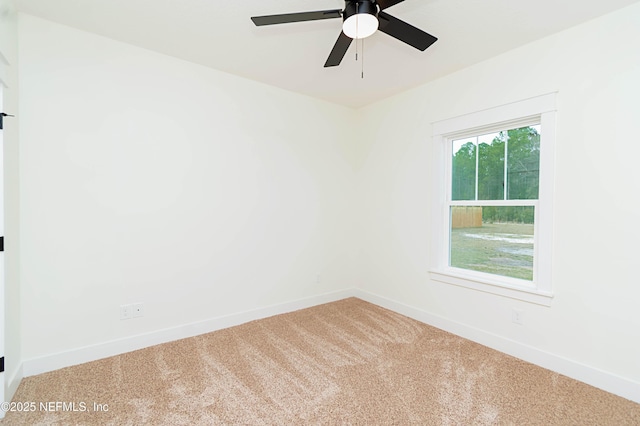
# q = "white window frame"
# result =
<box><xmin>429</xmin><ymin>93</ymin><xmax>556</xmax><ymax>306</ymax></box>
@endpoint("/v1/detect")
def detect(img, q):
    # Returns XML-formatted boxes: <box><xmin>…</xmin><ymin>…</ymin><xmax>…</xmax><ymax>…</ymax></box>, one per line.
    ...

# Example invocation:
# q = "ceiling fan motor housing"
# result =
<box><xmin>343</xmin><ymin>0</ymin><xmax>379</xmax><ymax>22</ymax></box>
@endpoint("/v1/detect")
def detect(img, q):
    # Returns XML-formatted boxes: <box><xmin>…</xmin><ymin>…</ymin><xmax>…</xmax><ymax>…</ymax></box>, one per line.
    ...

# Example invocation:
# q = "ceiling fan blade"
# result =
<box><xmin>251</xmin><ymin>9</ymin><xmax>342</xmax><ymax>26</ymax></box>
<box><xmin>377</xmin><ymin>11</ymin><xmax>437</xmax><ymax>51</ymax></box>
<box><xmin>376</xmin><ymin>0</ymin><xmax>405</xmax><ymax>10</ymax></box>
<box><xmin>324</xmin><ymin>32</ymin><xmax>353</xmax><ymax>67</ymax></box>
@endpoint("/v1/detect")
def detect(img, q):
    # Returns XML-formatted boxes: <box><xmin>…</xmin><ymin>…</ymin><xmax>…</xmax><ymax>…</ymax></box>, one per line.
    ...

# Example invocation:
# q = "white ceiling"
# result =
<box><xmin>14</xmin><ymin>0</ymin><xmax>640</xmax><ymax>108</ymax></box>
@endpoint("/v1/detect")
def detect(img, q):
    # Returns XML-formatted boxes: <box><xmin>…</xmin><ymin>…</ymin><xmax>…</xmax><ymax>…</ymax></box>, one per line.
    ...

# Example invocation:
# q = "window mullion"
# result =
<box><xmin>504</xmin><ymin>134</ymin><xmax>508</xmax><ymax>200</ymax></box>
<box><xmin>474</xmin><ymin>137</ymin><xmax>479</xmax><ymax>201</ymax></box>
<box><xmin>450</xmin><ymin>199</ymin><xmax>537</xmax><ymax>207</ymax></box>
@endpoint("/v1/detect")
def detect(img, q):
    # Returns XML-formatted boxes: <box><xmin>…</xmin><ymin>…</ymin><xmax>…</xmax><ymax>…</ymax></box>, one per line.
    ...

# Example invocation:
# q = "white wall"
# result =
<box><xmin>356</xmin><ymin>2</ymin><xmax>640</xmax><ymax>398</ymax></box>
<box><xmin>0</xmin><ymin>0</ymin><xmax>21</xmax><ymax>404</ymax></box>
<box><xmin>15</xmin><ymin>2</ymin><xmax>640</xmax><ymax>403</ymax></box>
<box><xmin>18</xmin><ymin>15</ymin><xmax>358</xmax><ymax>363</ymax></box>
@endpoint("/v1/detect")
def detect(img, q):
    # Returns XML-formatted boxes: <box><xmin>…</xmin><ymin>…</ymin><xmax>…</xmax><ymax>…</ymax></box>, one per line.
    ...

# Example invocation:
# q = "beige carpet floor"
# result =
<box><xmin>2</xmin><ymin>298</ymin><xmax>639</xmax><ymax>425</ymax></box>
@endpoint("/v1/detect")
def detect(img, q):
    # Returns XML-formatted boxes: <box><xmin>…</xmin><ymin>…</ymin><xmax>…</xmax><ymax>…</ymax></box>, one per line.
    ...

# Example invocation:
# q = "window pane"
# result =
<box><xmin>507</xmin><ymin>125</ymin><xmax>540</xmax><ymax>200</ymax></box>
<box><xmin>450</xmin><ymin>206</ymin><xmax>534</xmax><ymax>281</ymax></box>
<box><xmin>451</xmin><ymin>138</ymin><xmax>476</xmax><ymax>201</ymax></box>
<box><xmin>478</xmin><ymin>132</ymin><xmax>505</xmax><ymax>200</ymax></box>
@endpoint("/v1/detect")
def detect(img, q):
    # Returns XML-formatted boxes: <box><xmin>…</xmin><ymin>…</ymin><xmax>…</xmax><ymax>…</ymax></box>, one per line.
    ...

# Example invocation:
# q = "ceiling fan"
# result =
<box><xmin>251</xmin><ymin>0</ymin><xmax>437</xmax><ymax>67</ymax></box>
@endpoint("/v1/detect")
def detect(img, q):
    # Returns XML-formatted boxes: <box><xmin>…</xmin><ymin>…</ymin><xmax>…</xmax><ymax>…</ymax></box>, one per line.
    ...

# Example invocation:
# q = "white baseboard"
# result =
<box><xmin>22</xmin><ymin>288</ymin><xmax>357</xmax><ymax>378</ymax></box>
<box><xmin>6</xmin><ymin>363</ymin><xmax>23</xmax><ymax>403</ymax></box>
<box><xmin>353</xmin><ymin>289</ymin><xmax>640</xmax><ymax>404</ymax></box>
<box><xmin>16</xmin><ymin>287</ymin><xmax>640</xmax><ymax>405</ymax></box>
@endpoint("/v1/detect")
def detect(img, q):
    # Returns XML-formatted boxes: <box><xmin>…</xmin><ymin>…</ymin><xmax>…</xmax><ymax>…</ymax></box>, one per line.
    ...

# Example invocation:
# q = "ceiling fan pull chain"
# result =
<box><xmin>362</xmin><ymin>38</ymin><xmax>365</xmax><ymax>79</ymax></box>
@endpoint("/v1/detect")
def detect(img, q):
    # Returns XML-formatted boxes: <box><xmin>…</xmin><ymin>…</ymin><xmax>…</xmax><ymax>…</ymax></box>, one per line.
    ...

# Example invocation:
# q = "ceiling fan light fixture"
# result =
<box><xmin>342</xmin><ymin>1</ymin><xmax>379</xmax><ymax>39</ymax></box>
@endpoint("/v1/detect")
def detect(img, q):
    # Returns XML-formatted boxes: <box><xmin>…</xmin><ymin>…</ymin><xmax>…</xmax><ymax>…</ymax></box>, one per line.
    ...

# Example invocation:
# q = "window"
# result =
<box><xmin>430</xmin><ymin>94</ymin><xmax>556</xmax><ymax>305</ymax></box>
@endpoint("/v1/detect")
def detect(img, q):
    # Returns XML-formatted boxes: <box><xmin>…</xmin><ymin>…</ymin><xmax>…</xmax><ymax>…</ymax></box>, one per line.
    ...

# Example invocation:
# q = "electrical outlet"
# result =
<box><xmin>132</xmin><ymin>303</ymin><xmax>145</xmax><ymax>318</ymax></box>
<box><xmin>120</xmin><ymin>303</ymin><xmax>144</xmax><ymax>319</ymax></box>
<box><xmin>120</xmin><ymin>304</ymin><xmax>132</xmax><ymax>320</ymax></box>
<box><xmin>512</xmin><ymin>308</ymin><xmax>524</xmax><ymax>325</ymax></box>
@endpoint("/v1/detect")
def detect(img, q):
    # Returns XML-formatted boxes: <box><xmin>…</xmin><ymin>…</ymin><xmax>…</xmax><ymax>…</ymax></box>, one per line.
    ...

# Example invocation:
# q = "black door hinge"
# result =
<box><xmin>0</xmin><ymin>112</ymin><xmax>14</xmax><ymax>130</ymax></box>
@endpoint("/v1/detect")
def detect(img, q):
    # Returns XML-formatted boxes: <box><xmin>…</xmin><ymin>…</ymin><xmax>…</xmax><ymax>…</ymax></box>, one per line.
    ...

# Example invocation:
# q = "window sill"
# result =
<box><xmin>429</xmin><ymin>269</ymin><xmax>553</xmax><ymax>306</ymax></box>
